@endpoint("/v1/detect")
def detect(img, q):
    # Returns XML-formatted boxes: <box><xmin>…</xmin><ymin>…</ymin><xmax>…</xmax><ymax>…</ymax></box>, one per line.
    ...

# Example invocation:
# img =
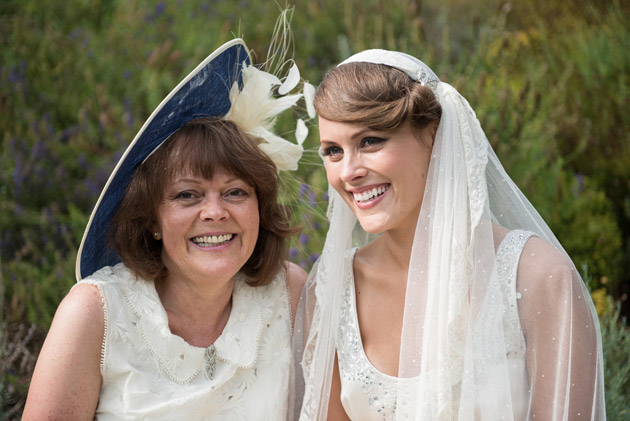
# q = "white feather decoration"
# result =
<box><xmin>224</xmin><ymin>63</ymin><xmax>304</xmax><ymax>171</ymax></box>
<box><xmin>303</xmin><ymin>82</ymin><xmax>316</xmax><ymax>119</ymax></box>
<box><xmin>278</xmin><ymin>62</ymin><xmax>300</xmax><ymax>95</ymax></box>
<box><xmin>296</xmin><ymin>118</ymin><xmax>308</xmax><ymax>146</ymax></box>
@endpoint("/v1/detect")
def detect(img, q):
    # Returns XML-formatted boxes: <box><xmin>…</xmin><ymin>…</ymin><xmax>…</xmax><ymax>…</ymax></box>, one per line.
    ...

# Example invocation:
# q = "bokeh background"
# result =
<box><xmin>1</xmin><ymin>0</ymin><xmax>628</xmax><ymax>418</ymax></box>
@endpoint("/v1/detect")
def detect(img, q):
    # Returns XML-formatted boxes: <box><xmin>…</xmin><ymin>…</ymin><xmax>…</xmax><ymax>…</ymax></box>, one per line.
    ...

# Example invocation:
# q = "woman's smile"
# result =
<box><xmin>190</xmin><ymin>233</ymin><xmax>235</xmax><ymax>248</ymax></box>
<box><xmin>348</xmin><ymin>184</ymin><xmax>390</xmax><ymax>207</ymax></box>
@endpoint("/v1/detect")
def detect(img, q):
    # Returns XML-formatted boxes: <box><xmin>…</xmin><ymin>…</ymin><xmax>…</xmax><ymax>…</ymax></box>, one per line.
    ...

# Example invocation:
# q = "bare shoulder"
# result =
<box><xmin>59</xmin><ymin>282</ymin><xmax>105</xmax><ymax>320</ymax></box>
<box><xmin>284</xmin><ymin>261</ymin><xmax>307</xmax><ymax>321</ymax></box>
<box><xmin>492</xmin><ymin>223</ymin><xmax>510</xmax><ymax>250</ymax></box>
<box><xmin>516</xmin><ymin>236</ymin><xmax>577</xmax><ymax>307</ymax></box>
<box><xmin>22</xmin><ymin>283</ymin><xmax>104</xmax><ymax>419</ymax></box>
<box><xmin>519</xmin><ymin>236</ymin><xmax>574</xmax><ymax>282</ymax></box>
<box><xmin>285</xmin><ymin>260</ymin><xmax>307</xmax><ymax>292</ymax></box>
<box><xmin>49</xmin><ymin>283</ymin><xmax>106</xmax><ymax>341</ymax></box>
<box><xmin>39</xmin><ymin>282</ymin><xmax>105</xmax><ymax>363</ymax></box>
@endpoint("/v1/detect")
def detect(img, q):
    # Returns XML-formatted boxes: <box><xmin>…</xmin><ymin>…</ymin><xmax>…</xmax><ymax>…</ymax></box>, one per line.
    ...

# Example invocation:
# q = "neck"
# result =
<box><xmin>155</xmin><ymin>274</ymin><xmax>234</xmax><ymax>347</ymax></box>
<box><xmin>382</xmin><ymin>226</ymin><xmax>416</xmax><ymax>270</ymax></box>
<box><xmin>362</xmin><ymin>222</ymin><xmax>416</xmax><ymax>277</ymax></box>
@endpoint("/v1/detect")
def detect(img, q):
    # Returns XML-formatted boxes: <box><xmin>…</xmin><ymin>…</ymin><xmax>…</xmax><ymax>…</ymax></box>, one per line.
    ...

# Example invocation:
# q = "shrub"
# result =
<box><xmin>1</xmin><ymin>0</ymin><xmax>628</xmax><ymax>417</ymax></box>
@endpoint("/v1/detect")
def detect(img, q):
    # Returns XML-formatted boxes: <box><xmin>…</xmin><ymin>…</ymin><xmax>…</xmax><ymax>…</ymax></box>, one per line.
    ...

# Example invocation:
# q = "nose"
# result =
<box><xmin>199</xmin><ymin>196</ymin><xmax>228</xmax><ymax>221</ymax></box>
<box><xmin>339</xmin><ymin>153</ymin><xmax>368</xmax><ymax>183</ymax></box>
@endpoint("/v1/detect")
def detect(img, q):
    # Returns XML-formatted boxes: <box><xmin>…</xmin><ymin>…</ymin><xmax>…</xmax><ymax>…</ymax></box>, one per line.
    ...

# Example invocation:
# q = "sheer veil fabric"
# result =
<box><xmin>292</xmin><ymin>50</ymin><xmax>605</xmax><ymax>420</ymax></box>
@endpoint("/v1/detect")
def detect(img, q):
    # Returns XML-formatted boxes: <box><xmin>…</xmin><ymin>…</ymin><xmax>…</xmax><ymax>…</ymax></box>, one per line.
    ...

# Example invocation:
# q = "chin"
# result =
<box><xmin>357</xmin><ymin>218</ymin><xmax>388</xmax><ymax>235</ymax></box>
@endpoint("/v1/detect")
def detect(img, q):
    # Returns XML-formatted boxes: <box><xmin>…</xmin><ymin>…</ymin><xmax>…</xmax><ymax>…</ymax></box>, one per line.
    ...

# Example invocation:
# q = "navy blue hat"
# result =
<box><xmin>76</xmin><ymin>39</ymin><xmax>251</xmax><ymax>280</ymax></box>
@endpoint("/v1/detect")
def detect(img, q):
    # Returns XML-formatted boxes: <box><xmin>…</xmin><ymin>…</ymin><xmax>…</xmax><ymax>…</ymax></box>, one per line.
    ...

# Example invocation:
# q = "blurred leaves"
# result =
<box><xmin>1</xmin><ymin>0</ymin><xmax>629</xmax><ymax>417</ymax></box>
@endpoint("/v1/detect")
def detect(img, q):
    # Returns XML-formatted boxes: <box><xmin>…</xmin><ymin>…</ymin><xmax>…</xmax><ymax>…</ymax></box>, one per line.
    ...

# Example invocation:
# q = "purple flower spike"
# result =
<box><xmin>289</xmin><ymin>248</ymin><xmax>299</xmax><ymax>259</ymax></box>
<box><xmin>299</xmin><ymin>183</ymin><xmax>309</xmax><ymax>198</ymax></box>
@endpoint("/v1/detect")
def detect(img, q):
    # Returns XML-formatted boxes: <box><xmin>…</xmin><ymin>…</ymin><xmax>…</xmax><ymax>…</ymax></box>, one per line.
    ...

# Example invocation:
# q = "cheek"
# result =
<box><xmin>404</xmin><ymin>156</ymin><xmax>430</xmax><ymax>198</ymax></box>
<box><xmin>325</xmin><ymin>165</ymin><xmax>343</xmax><ymax>192</ymax></box>
<box><xmin>244</xmin><ymin>204</ymin><xmax>260</xmax><ymax>240</ymax></box>
<box><xmin>158</xmin><ymin>206</ymin><xmax>189</xmax><ymax>230</ymax></box>
<box><xmin>250</xmin><ymin>215</ymin><xmax>260</xmax><ymax>239</ymax></box>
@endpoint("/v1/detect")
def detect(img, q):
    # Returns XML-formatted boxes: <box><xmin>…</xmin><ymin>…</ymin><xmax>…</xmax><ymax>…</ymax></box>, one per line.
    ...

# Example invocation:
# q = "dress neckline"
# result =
<box><xmin>346</xmin><ymin>230</ymin><xmax>532</xmax><ymax>381</ymax></box>
<box><xmin>346</xmin><ymin>247</ymin><xmax>414</xmax><ymax>381</ymax></box>
<box><xmin>115</xmin><ymin>264</ymin><xmax>265</xmax><ymax>383</ymax></box>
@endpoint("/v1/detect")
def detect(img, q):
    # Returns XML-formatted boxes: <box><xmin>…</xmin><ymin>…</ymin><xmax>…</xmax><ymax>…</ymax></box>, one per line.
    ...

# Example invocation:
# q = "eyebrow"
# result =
<box><xmin>320</xmin><ymin>127</ymin><xmax>375</xmax><ymax>144</ymax></box>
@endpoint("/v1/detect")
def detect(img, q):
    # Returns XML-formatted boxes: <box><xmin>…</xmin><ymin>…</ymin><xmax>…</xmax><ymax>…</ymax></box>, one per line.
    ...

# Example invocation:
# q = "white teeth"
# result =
<box><xmin>353</xmin><ymin>186</ymin><xmax>388</xmax><ymax>203</ymax></box>
<box><xmin>192</xmin><ymin>234</ymin><xmax>234</xmax><ymax>246</ymax></box>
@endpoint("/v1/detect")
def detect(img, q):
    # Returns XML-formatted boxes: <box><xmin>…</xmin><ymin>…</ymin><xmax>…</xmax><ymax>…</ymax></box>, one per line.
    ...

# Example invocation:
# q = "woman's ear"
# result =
<box><xmin>430</xmin><ymin>120</ymin><xmax>439</xmax><ymax>144</ymax></box>
<box><xmin>418</xmin><ymin>121</ymin><xmax>439</xmax><ymax>148</ymax></box>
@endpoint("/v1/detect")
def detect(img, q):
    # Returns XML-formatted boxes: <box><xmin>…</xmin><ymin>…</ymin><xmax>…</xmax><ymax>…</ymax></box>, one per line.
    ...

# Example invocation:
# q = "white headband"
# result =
<box><xmin>339</xmin><ymin>49</ymin><xmax>440</xmax><ymax>90</ymax></box>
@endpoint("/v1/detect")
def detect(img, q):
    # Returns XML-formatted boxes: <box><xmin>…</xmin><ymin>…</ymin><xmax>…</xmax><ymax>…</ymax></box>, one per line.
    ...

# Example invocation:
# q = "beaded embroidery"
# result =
<box><xmin>416</xmin><ymin>68</ymin><xmax>439</xmax><ymax>90</ymax></box>
<box><xmin>336</xmin><ymin>249</ymin><xmax>411</xmax><ymax>420</ymax></box>
<box><xmin>496</xmin><ymin>230</ymin><xmax>533</xmax><ymax>356</ymax></box>
<box><xmin>337</xmin><ymin>231</ymin><xmax>531</xmax><ymax>420</ymax></box>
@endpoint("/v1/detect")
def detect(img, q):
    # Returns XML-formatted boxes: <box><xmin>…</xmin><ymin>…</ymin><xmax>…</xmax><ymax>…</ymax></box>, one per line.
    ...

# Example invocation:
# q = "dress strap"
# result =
<box><xmin>496</xmin><ymin>230</ymin><xmax>535</xmax><ymax>356</ymax></box>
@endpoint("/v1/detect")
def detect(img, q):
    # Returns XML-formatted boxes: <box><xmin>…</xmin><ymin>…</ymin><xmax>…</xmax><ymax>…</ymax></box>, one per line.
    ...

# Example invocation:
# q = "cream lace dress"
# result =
<box><xmin>337</xmin><ymin>230</ymin><xmax>534</xmax><ymax>420</ymax></box>
<box><xmin>78</xmin><ymin>263</ymin><xmax>292</xmax><ymax>420</ymax></box>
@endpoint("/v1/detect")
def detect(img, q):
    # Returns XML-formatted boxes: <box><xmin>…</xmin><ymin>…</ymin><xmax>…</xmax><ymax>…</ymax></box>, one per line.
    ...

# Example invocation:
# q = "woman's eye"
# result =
<box><xmin>226</xmin><ymin>189</ymin><xmax>248</xmax><ymax>198</ymax></box>
<box><xmin>322</xmin><ymin>145</ymin><xmax>343</xmax><ymax>157</ymax></box>
<box><xmin>175</xmin><ymin>191</ymin><xmax>195</xmax><ymax>199</ymax></box>
<box><xmin>362</xmin><ymin>136</ymin><xmax>386</xmax><ymax>147</ymax></box>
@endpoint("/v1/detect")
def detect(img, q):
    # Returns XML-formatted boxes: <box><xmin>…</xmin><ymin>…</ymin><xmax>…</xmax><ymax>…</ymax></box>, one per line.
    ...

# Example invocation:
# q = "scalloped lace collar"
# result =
<box><xmin>116</xmin><ymin>265</ymin><xmax>263</xmax><ymax>383</ymax></box>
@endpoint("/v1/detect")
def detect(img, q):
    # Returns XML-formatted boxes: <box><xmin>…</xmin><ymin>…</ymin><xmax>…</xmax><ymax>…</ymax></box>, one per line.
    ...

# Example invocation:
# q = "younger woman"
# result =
<box><xmin>296</xmin><ymin>50</ymin><xmax>605</xmax><ymax>420</ymax></box>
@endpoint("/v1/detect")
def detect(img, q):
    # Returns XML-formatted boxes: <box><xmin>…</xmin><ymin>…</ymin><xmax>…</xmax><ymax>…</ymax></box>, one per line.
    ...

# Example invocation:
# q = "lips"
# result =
<box><xmin>191</xmin><ymin>233</ymin><xmax>234</xmax><ymax>247</ymax></box>
<box><xmin>351</xmin><ymin>184</ymin><xmax>389</xmax><ymax>203</ymax></box>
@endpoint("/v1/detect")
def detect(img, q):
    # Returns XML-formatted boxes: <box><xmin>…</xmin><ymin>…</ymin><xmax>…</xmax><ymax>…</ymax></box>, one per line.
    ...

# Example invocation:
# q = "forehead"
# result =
<box><xmin>167</xmin><ymin>166</ymin><xmax>250</xmax><ymax>185</ymax></box>
<box><xmin>163</xmin><ymin>139</ymin><xmax>247</xmax><ymax>182</ymax></box>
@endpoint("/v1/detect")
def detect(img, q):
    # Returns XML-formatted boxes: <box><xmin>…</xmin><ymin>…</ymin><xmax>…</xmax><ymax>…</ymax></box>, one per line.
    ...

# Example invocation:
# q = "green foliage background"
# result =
<box><xmin>1</xmin><ymin>0</ymin><xmax>628</xmax><ymax>418</ymax></box>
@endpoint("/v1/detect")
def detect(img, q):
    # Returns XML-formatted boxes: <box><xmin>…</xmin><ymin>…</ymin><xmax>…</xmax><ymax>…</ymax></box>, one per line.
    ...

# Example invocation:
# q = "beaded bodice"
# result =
<box><xmin>336</xmin><ymin>230</ymin><xmax>533</xmax><ymax>420</ymax></box>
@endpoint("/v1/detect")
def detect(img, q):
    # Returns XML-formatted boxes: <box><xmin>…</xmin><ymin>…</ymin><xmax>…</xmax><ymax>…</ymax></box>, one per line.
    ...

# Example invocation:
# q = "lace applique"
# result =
<box><xmin>79</xmin><ymin>263</ymin><xmax>292</xmax><ymax>418</ymax></box>
<box><xmin>337</xmin><ymin>249</ymin><xmax>409</xmax><ymax>420</ymax></box>
<box><xmin>464</xmin><ymin>230</ymin><xmax>531</xmax><ymax>384</ymax></box>
<box><xmin>121</xmin><ymin>270</ymin><xmax>265</xmax><ymax>383</ymax></box>
<box><xmin>496</xmin><ymin>230</ymin><xmax>533</xmax><ymax>357</ymax></box>
<box><xmin>444</xmin><ymin>87</ymin><xmax>489</xmax><ymax>235</ymax></box>
<box><xmin>81</xmin><ymin>264</ymin><xmax>269</xmax><ymax>384</ymax></box>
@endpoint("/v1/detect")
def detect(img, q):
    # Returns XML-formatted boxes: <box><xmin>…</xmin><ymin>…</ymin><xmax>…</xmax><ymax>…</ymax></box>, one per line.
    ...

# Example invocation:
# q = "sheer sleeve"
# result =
<box><xmin>289</xmin><ymin>260</ymin><xmax>316</xmax><ymax>420</ymax></box>
<box><xmin>289</xmin><ymin>258</ymin><xmax>336</xmax><ymax>421</ymax></box>
<box><xmin>291</xmin><ymin>185</ymin><xmax>357</xmax><ymax>421</ymax></box>
<box><xmin>516</xmin><ymin>237</ymin><xmax>605</xmax><ymax>420</ymax></box>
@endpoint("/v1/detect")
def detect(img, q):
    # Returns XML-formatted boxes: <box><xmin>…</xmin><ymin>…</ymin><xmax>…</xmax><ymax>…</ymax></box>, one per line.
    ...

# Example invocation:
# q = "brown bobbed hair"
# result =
<box><xmin>109</xmin><ymin>117</ymin><xmax>299</xmax><ymax>286</ymax></box>
<box><xmin>313</xmin><ymin>62</ymin><xmax>442</xmax><ymax>141</ymax></box>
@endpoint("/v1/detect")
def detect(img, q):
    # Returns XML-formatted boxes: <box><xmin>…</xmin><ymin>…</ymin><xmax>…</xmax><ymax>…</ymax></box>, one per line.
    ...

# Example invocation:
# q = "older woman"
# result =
<box><xmin>295</xmin><ymin>50</ymin><xmax>605</xmax><ymax>420</ymax></box>
<box><xmin>23</xmin><ymin>38</ymin><xmax>307</xmax><ymax>420</ymax></box>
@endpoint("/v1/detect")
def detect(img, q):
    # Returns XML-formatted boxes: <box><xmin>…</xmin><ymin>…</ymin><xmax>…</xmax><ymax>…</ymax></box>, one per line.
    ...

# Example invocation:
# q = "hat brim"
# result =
<box><xmin>76</xmin><ymin>38</ymin><xmax>251</xmax><ymax>281</ymax></box>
